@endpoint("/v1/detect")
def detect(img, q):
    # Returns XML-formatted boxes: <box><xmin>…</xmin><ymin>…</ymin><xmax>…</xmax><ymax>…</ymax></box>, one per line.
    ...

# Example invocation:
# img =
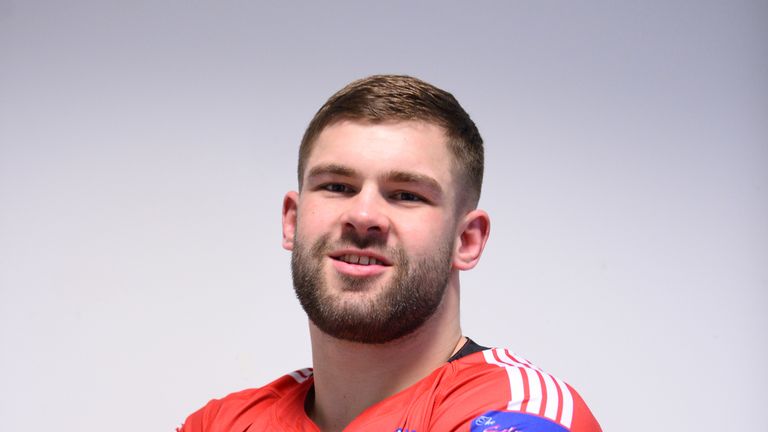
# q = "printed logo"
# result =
<box><xmin>474</xmin><ymin>416</ymin><xmax>496</xmax><ymax>427</ymax></box>
<box><xmin>470</xmin><ymin>411</ymin><xmax>568</xmax><ymax>432</ymax></box>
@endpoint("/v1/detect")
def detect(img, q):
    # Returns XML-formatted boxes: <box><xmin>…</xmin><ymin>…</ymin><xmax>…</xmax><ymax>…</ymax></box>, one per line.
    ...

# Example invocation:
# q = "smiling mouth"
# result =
<box><xmin>332</xmin><ymin>254</ymin><xmax>385</xmax><ymax>266</ymax></box>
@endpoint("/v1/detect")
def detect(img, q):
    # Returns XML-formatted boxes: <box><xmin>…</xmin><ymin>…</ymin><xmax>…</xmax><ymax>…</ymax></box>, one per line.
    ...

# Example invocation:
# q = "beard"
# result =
<box><xmin>291</xmin><ymin>229</ymin><xmax>454</xmax><ymax>344</ymax></box>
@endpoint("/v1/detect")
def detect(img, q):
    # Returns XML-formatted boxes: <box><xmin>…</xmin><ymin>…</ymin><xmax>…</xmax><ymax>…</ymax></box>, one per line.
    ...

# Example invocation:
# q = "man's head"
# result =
<box><xmin>298</xmin><ymin>75</ymin><xmax>484</xmax><ymax>210</ymax></box>
<box><xmin>283</xmin><ymin>76</ymin><xmax>490</xmax><ymax>344</ymax></box>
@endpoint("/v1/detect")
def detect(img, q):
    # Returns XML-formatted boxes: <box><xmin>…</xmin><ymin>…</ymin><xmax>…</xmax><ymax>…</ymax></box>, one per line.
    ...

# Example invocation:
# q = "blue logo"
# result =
<box><xmin>470</xmin><ymin>411</ymin><xmax>569</xmax><ymax>432</ymax></box>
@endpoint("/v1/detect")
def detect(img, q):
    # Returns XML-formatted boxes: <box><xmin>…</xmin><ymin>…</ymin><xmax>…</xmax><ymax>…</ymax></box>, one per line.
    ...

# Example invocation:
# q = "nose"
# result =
<box><xmin>339</xmin><ymin>188</ymin><xmax>390</xmax><ymax>239</ymax></box>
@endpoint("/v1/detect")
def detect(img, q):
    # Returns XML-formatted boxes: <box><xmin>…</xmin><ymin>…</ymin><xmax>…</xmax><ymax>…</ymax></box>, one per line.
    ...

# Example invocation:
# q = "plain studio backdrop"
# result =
<box><xmin>1</xmin><ymin>1</ymin><xmax>766</xmax><ymax>431</ymax></box>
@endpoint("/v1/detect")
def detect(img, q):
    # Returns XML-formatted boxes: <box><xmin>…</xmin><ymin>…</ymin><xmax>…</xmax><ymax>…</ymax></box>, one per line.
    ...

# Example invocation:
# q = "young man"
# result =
<box><xmin>179</xmin><ymin>75</ymin><xmax>601</xmax><ymax>432</ymax></box>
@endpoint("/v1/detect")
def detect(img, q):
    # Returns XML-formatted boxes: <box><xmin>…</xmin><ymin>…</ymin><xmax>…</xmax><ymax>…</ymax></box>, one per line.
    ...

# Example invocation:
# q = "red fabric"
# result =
<box><xmin>179</xmin><ymin>349</ymin><xmax>601</xmax><ymax>432</ymax></box>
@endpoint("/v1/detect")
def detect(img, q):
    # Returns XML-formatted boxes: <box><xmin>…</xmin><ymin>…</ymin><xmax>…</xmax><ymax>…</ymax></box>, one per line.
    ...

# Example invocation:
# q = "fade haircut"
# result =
<box><xmin>298</xmin><ymin>75</ymin><xmax>484</xmax><ymax>208</ymax></box>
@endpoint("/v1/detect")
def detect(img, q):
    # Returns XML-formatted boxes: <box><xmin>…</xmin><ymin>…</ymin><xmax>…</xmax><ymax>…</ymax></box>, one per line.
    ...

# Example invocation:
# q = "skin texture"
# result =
<box><xmin>282</xmin><ymin>119</ymin><xmax>491</xmax><ymax>432</ymax></box>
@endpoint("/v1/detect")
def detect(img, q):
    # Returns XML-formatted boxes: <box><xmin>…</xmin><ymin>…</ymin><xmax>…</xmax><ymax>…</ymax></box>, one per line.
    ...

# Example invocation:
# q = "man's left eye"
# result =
<box><xmin>392</xmin><ymin>192</ymin><xmax>423</xmax><ymax>202</ymax></box>
<box><xmin>323</xmin><ymin>183</ymin><xmax>350</xmax><ymax>193</ymax></box>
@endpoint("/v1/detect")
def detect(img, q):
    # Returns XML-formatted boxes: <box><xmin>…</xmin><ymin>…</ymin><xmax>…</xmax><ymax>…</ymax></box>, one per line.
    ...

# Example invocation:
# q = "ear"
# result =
<box><xmin>452</xmin><ymin>209</ymin><xmax>490</xmax><ymax>270</ymax></box>
<box><xmin>282</xmin><ymin>191</ymin><xmax>299</xmax><ymax>251</ymax></box>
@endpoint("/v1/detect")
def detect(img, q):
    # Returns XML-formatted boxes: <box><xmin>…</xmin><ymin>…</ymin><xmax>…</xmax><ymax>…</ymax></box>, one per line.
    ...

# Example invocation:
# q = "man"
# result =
<box><xmin>179</xmin><ymin>75</ymin><xmax>601</xmax><ymax>431</ymax></box>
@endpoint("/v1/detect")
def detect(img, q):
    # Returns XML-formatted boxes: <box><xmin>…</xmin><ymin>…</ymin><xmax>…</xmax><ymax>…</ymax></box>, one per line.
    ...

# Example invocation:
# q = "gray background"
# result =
<box><xmin>1</xmin><ymin>1</ymin><xmax>766</xmax><ymax>431</ymax></box>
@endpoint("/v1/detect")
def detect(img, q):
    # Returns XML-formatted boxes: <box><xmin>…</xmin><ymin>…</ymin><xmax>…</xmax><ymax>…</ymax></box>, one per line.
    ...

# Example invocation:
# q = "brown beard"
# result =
<box><xmin>291</xmin><ymin>229</ymin><xmax>454</xmax><ymax>344</ymax></box>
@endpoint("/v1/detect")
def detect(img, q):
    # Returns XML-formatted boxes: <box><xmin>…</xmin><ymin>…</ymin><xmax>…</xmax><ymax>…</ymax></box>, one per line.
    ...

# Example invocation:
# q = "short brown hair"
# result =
<box><xmin>298</xmin><ymin>75</ymin><xmax>484</xmax><ymax>208</ymax></box>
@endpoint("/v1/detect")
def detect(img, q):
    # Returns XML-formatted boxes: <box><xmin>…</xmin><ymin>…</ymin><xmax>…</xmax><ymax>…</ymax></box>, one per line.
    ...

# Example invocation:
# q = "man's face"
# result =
<box><xmin>284</xmin><ymin>120</ymin><xmax>464</xmax><ymax>344</ymax></box>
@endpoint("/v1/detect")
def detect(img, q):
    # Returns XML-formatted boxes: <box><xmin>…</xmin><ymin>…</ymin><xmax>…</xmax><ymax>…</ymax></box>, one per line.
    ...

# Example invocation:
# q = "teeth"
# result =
<box><xmin>339</xmin><ymin>255</ymin><xmax>382</xmax><ymax>266</ymax></box>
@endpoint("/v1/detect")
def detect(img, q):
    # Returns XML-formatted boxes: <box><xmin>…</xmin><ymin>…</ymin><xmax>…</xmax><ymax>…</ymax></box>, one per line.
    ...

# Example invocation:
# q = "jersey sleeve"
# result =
<box><xmin>175</xmin><ymin>387</ymin><xmax>274</xmax><ymax>432</ymax></box>
<box><xmin>430</xmin><ymin>349</ymin><xmax>601</xmax><ymax>432</ymax></box>
<box><xmin>176</xmin><ymin>397</ymin><xmax>223</xmax><ymax>432</ymax></box>
<box><xmin>175</xmin><ymin>370</ymin><xmax>313</xmax><ymax>432</ymax></box>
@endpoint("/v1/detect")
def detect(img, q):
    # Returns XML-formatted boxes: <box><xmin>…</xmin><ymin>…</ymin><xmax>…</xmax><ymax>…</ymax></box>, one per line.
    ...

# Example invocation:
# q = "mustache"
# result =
<box><xmin>310</xmin><ymin>230</ymin><xmax>391</xmax><ymax>258</ymax></box>
<box><xmin>339</xmin><ymin>229</ymin><xmax>387</xmax><ymax>249</ymax></box>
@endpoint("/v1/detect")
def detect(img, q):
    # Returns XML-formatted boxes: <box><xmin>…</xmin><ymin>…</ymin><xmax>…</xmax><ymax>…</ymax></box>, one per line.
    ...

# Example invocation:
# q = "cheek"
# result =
<box><xmin>297</xmin><ymin>203</ymin><xmax>337</xmax><ymax>236</ymax></box>
<box><xmin>397</xmin><ymin>213</ymin><xmax>455</xmax><ymax>254</ymax></box>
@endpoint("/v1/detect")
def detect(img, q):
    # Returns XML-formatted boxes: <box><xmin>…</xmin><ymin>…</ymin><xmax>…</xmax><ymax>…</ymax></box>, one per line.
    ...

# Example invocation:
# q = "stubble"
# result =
<box><xmin>291</xmin><ymin>230</ymin><xmax>454</xmax><ymax>344</ymax></box>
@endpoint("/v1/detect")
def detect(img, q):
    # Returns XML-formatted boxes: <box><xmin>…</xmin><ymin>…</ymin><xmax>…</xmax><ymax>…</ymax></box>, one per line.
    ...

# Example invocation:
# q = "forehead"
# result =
<box><xmin>304</xmin><ymin>120</ymin><xmax>455</xmax><ymax>181</ymax></box>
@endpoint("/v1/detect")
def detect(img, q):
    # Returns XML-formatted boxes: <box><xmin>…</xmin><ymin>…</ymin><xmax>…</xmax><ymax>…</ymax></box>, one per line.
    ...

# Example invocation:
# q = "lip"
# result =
<box><xmin>328</xmin><ymin>249</ymin><xmax>393</xmax><ymax>266</ymax></box>
<box><xmin>328</xmin><ymin>249</ymin><xmax>392</xmax><ymax>278</ymax></box>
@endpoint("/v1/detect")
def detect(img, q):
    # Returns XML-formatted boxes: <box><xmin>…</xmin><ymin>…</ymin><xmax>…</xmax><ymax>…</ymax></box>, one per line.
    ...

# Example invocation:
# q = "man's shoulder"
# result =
<box><xmin>435</xmin><ymin>347</ymin><xmax>602</xmax><ymax>432</ymax></box>
<box><xmin>206</xmin><ymin>367</ymin><xmax>314</xmax><ymax>408</ymax></box>
<box><xmin>176</xmin><ymin>368</ymin><xmax>313</xmax><ymax>432</ymax></box>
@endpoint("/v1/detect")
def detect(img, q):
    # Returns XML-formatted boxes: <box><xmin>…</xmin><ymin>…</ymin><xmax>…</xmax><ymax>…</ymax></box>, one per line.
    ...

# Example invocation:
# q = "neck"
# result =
<box><xmin>306</xmin><ymin>275</ymin><xmax>463</xmax><ymax>432</ymax></box>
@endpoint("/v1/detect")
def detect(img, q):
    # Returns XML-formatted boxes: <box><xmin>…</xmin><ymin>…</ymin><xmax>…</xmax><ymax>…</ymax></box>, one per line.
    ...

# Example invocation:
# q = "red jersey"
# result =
<box><xmin>179</xmin><ymin>344</ymin><xmax>601</xmax><ymax>432</ymax></box>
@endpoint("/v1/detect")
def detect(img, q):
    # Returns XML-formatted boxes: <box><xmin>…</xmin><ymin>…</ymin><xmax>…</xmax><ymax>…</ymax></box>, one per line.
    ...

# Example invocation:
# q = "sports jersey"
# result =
<box><xmin>178</xmin><ymin>340</ymin><xmax>601</xmax><ymax>432</ymax></box>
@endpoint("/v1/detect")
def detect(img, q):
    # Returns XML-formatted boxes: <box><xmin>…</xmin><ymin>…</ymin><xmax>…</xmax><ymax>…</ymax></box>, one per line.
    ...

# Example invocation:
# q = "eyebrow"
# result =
<box><xmin>383</xmin><ymin>170</ymin><xmax>443</xmax><ymax>198</ymax></box>
<box><xmin>306</xmin><ymin>163</ymin><xmax>359</xmax><ymax>179</ymax></box>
